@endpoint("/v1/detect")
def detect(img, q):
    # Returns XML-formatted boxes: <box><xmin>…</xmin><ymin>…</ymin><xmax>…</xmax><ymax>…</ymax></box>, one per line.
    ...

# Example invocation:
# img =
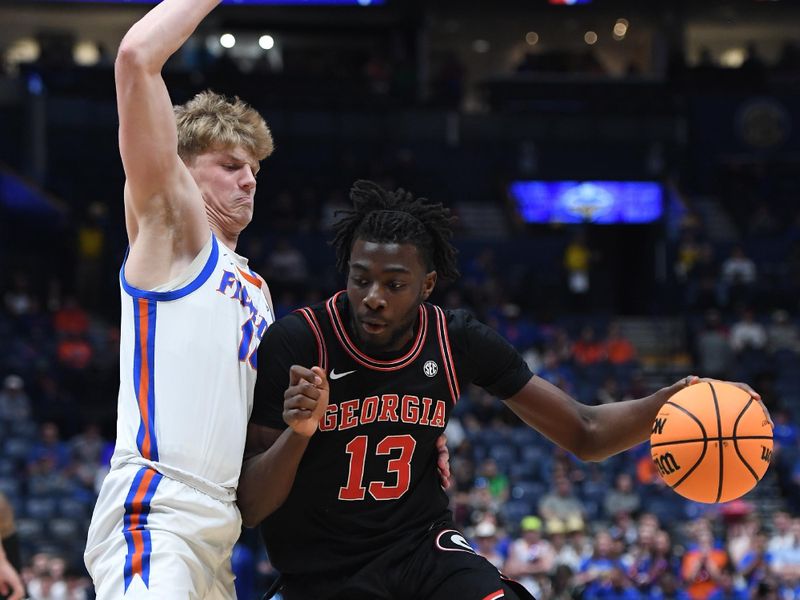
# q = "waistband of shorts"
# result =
<box><xmin>116</xmin><ymin>457</ymin><xmax>237</xmax><ymax>503</ymax></box>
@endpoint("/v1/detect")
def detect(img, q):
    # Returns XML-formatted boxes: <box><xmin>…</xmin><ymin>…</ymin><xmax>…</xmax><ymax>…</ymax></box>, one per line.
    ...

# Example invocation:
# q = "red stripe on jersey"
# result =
<box><xmin>482</xmin><ymin>591</ymin><xmax>504</xmax><ymax>600</ymax></box>
<box><xmin>434</xmin><ymin>306</ymin><xmax>460</xmax><ymax>405</ymax></box>
<box><xmin>296</xmin><ymin>308</ymin><xmax>328</xmax><ymax>372</ymax></box>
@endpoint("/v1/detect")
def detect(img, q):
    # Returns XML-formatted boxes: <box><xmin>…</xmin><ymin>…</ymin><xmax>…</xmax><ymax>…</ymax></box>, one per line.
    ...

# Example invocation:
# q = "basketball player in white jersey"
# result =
<box><xmin>84</xmin><ymin>0</ymin><xmax>276</xmax><ymax>597</ymax></box>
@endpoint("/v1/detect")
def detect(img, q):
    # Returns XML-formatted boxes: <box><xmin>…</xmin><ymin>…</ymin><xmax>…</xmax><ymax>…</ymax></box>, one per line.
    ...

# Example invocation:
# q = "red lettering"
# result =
<box><xmin>419</xmin><ymin>397</ymin><xmax>433</xmax><ymax>426</ymax></box>
<box><xmin>340</xmin><ymin>399</ymin><xmax>360</xmax><ymax>430</ymax></box>
<box><xmin>430</xmin><ymin>400</ymin><xmax>446</xmax><ymax>427</ymax></box>
<box><xmin>361</xmin><ymin>396</ymin><xmax>379</xmax><ymax>424</ymax></box>
<box><xmin>378</xmin><ymin>394</ymin><xmax>400</xmax><ymax>422</ymax></box>
<box><xmin>401</xmin><ymin>395</ymin><xmax>420</xmax><ymax>424</ymax></box>
<box><xmin>320</xmin><ymin>404</ymin><xmax>337</xmax><ymax>432</ymax></box>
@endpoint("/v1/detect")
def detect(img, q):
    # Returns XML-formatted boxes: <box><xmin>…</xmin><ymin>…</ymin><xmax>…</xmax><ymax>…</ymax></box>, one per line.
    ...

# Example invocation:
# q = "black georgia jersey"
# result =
<box><xmin>251</xmin><ymin>292</ymin><xmax>532</xmax><ymax>576</ymax></box>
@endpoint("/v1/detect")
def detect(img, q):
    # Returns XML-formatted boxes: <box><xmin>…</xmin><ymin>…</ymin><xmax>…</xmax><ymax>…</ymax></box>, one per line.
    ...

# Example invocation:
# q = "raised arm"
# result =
<box><xmin>116</xmin><ymin>0</ymin><xmax>220</xmax><ymax>282</ymax></box>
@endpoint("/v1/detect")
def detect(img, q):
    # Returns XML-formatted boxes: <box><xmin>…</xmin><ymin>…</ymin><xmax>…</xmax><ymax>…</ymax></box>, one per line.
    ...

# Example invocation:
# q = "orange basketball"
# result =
<box><xmin>650</xmin><ymin>381</ymin><xmax>773</xmax><ymax>503</ymax></box>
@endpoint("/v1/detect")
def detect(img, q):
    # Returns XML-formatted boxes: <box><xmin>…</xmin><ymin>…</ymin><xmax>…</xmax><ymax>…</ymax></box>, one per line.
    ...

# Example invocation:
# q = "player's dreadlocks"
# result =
<box><xmin>331</xmin><ymin>180</ymin><xmax>460</xmax><ymax>282</ymax></box>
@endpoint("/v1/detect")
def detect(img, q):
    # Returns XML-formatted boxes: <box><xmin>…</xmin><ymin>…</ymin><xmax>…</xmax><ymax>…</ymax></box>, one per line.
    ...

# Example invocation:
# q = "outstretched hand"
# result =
<box><xmin>666</xmin><ymin>375</ymin><xmax>772</xmax><ymax>428</ymax></box>
<box><xmin>283</xmin><ymin>365</ymin><xmax>329</xmax><ymax>438</ymax></box>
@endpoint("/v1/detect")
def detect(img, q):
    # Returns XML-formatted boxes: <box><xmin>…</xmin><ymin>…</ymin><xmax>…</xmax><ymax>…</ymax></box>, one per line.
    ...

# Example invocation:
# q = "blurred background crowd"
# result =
<box><xmin>2</xmin><ymin>0</ymin><xmax>800</xmax><ymax>598</ymax></box>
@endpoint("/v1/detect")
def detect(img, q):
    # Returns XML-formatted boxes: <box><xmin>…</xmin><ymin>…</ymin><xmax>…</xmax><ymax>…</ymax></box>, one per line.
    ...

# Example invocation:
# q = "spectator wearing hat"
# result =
<box><xmin>546</xmin><ymin>518</ymin><xmax>582</xmax><ymax>573</ymax></box>
<box><xmin>504</xmin><ymin>516</ymin><xmax>555</xmax><ymax>597</ymax></box>
<box><xmin>473</xmin><ymin>520</ymin><xmax>505</xmax><ymax>570</ymax></box>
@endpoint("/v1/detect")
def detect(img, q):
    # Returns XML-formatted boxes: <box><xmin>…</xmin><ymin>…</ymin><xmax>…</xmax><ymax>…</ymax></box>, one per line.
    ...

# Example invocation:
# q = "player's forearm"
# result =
<box><xmin>577</xmin><ymin>385</ymin><xmax>677</xmax><ymax>460</ymax></box>
<box><xmin>237</xmin><ymin>430</ymin><xmax>311</xmax><ymax>528</ymax></box>
<box><xmin>118</xmin><ymin>0</ymin><xmax>221</xmax><ymax>72</ymax></box>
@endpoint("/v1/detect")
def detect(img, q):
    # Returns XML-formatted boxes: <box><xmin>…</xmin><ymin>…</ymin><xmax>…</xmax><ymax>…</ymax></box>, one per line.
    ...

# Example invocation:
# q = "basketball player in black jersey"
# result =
<box><xmin>237</xmin><ymin>180</ymin><xmax>765</xmax><ymax>600</ymax></box>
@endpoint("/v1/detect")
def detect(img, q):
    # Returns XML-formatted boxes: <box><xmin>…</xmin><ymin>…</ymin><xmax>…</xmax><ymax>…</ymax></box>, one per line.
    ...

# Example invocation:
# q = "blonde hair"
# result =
<box><xmin>174</xmin><ymin>90</ymin><xmax>274</xmax><ymax>163</ymax></box>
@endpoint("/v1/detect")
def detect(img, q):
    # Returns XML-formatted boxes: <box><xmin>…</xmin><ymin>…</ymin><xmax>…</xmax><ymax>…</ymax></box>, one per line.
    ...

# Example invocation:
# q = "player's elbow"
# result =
<box><xmin>568</xmin><ymin>409</ymin><xmax>610</xmax><ymax>462</ymax></box>
<box><xmin>115</xmin><ymin>39</ymin><xmax>158</xmax><ymax>76</ymax></box>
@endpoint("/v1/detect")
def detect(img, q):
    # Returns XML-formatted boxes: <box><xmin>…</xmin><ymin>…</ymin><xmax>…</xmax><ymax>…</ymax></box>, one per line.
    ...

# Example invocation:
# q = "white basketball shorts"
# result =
<box><xmin>85</xmin><ymin>463</ymin><xmax>241</xmax><ymax>599</ymax></box>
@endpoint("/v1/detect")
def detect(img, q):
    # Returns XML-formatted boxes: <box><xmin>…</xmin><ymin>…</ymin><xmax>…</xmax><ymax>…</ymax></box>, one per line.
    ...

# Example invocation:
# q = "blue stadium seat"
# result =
<box><xmin>3</xmin><ymin>437</ymin><xmax>32</xmax><ymax>461</ymax></box>
<box><xmin>0</xmin><ymin>477</ymin><xmax>20</xmax><ymax>500</ymax></box>
<box><xmin>511</xmin><ymin>481</ymin><xmax>546</xmax><ymax>506</ymax></box>
<box><xmin>501</xmin><ymin>499</ymin><xmax>534</xmax><ymax>530</ymax></box>
<box><xmin>14</xmin><ymin>517</ymin><xmax>45</xmax><ymax>542</ymax></box>
<box><xmin>48</xmin><ymin>517</ymin><xmax>83</xmax><ymax>541</ymax></box>
<box><xmin>58</xmin><ymin>497</ymin><xmax>90</xmax><ymax>520</ymax></box>
<box><xmin>24</xmin><ymin>496</ymin><xmax>57</xmax><ymax>520</ymax></box>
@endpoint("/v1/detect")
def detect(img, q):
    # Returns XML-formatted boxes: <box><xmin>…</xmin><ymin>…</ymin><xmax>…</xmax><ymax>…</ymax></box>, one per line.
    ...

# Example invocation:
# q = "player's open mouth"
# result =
<box><xmin>360</xmin><ymin>320</ymin><xmax>387</xmax><ymax>334</ymax></box>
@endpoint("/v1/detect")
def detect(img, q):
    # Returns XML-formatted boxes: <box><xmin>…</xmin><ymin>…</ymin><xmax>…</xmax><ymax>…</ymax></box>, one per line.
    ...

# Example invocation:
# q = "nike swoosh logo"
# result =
<box><xmin>450</xmin><ymin>534</ymin><xmax>473</xmax><ymax>552</ymax></box>
<box><xmin>329</xmin><ymin>369</ymin><xmax>357</xmax><ymax>380</ymax></box>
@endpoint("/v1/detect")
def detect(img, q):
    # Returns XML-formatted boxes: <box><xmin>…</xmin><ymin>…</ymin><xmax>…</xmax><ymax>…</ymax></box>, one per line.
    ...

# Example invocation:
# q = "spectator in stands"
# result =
<box><xmin>573</xmin><ymin>326</ymin><xmax>605</xmax><ymax>367</ymax></box>
<box><xmin>563</xmin><ymin>232</ymin><xmax>593</xmax><ymax>311</ymax></box>
<box><xmin>27</xmin><ymin>422</ymin><xmax>70</xmax><ymax>474</ymax></box>
<box><xmin>737</xmin><ymin>530</ymin><xmax>773</xmax><ymax>594</ymax></box>
<box><xmin>729</xmin><ymin>308</ymin><xmax>767</xmax><ymax>354</ymax></box>
<box><xmin>767</xmin><ymin>511</ymin><xmax>794</xmax><ymax>554</ymax></box>
<box><xmin>595</xmin><ymin>377</ymin><xmax>622</xmax><ymax>405</ymax></box>
<box><xmin>707</xmin><ymin>564</ymin><xmax>747</xmax><ymax>600</ymax></box>
<box><xmin>726</xmin><ymin>512</ymin><xmax>761</xmax><ymax>566</ymax></box>
<box><xmin>477</xmin><ymin>458</ymin><xmax>510</xmax><ymax>504</ymax></box>
<box><xmin>74</xmin><ymin>202</ymin><xmax>108</xmax><ymax>311</ymax></box>
<box><xmin>771</xmin><ymin>518</ymin><xmax>800</xmax><ymax>586</ymax></box>
<box><xmin>719</xmin><ymin>246</ymin><xmax>757</xmax><ymax>308</ymax></box>
<box><xmin>504</xmin><ymin>515</ymin><xmax>555</xmax><ymax>597</ymax></box>
<box><xmin>766</xmin><ymin>309</ymin><xmax>800</xmax><ymax>354</ymax></box>
<box><xmin>546</xmin><ymin>518</ymin><xmax>582</xmax><ymax>573</ymax></box>
<box><xmin>694</xmin><ymin>310</ymin><xmax>733</xmax><ymax>380</ymax></box>
<box><xmin>473</xmin><ymin>520</ymin><xmax>505</xmax><ymax>570</ymax></box>
<box><xmin>604</xmin><ymin>473</ymin><xmax>641</xmax><ymax>519</ymax></box>
<box><xmin>0</xmin><ymin>375</ymin><xmax>31</xmax><ymax>423</ymax></box>
<box><xmin>632</xmin><ymin>529</ymin><xmax>680</xmax><ymax>594</ymax></box>
<box><xmin>605</xmin><ymin>322</ymin><xmax>637</xmax><ymax>367</ymax></box>
<box><xmin>575</xmin><ymin>530</ymin><xmax>624</xmax><ymax>598</ymax></box>
<box><xmin>52</xmin><ymin>296</ymin><xmax>90</xmax><ymax>338</ymax></box>
<box><xmin>681</xmin><ymin>526</ymin><xmax>729</xmax><ymax>600</ymax></box>
<box><xmin>549</xmin><ymin>564</ymin><xmax>579</xmax><ymax>600</ymax></box>
<box><xmin>650</xmin><ymin>572</ymin><xmax>691</xmax><ymax>600</ymax></box>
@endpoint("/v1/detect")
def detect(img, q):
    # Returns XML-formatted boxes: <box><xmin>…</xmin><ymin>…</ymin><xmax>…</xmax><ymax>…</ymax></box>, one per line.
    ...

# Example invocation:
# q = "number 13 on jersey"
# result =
<box><xmin>339</xmin><ymin>435</ymin><xmax>417</xmax><ymax>501</ymax></box>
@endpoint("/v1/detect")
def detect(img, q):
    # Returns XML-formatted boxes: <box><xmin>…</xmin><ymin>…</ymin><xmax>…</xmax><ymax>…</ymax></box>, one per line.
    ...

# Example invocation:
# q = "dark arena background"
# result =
<box><xmin>2</xmin><ymin>0</ymin><xmax>800</xmax><ymax>598</ymax></box>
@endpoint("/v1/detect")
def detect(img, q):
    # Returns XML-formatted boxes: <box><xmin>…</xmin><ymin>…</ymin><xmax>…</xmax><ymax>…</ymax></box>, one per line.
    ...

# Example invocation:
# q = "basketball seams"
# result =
<box><xmin>651</xmin><ymin>434</ymin><xmax>772</xmax><ymax>448</ymax></box>
<box><xmin>708</xmin><ymin>383</ymin><xmax>724</xmax><ymax>503</ymax></box>
<box><xmin>661</xmin><ymin>401</ymin><xmax>709</xmax><ymax>491</ymax></box>
<box><xmin>653</xmin><ymin>384</ymin><xmax>772</xmax><ymax>504</ymax></box>
<box><xmin>732</xmin><ymin>397</ymin><xmax>761</xmax><ymax>484</ymax></box>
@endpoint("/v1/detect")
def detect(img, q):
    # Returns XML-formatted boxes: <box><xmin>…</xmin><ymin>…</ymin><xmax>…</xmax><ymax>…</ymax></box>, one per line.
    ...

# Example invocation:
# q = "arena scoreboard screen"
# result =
<box><xmin>509</xmin><ymin>180</ymin><xmax>663</xmax><ymax>225</ymax></box>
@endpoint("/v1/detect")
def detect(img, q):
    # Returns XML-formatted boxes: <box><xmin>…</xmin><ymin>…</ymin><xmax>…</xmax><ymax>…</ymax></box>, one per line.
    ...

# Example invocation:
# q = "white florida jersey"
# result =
<box><xmin>112</xmin><ymin>234</ymin><xmax>274</xmax><ymax>498</ymax></box>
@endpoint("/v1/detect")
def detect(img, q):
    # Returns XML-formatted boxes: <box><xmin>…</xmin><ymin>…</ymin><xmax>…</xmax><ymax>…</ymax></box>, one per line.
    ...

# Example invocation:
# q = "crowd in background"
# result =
<box><xmin>2</xmin><ymin>181</ymin><xmax>800</xmax><ymax>598</ymax></box>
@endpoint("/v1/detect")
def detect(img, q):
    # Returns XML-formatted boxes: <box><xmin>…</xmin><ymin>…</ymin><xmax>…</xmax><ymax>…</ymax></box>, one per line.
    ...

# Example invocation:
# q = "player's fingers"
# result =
<box><xmin>285</xmin><ymin>381</ymin><xmax>322</xmax><ymax>401</ymax></box>
<box><xmin>311</xmin><ymin>366</ymin><xmax>328</xmax><ymax>390</ymax></box>
<box><xmin>289</xmin><ymin>364</ymin><xmax>319</xmax><ymax>387</ymax></box>
<box><xmin>284</xmin><ymin>408</ymin><xmax>312</xmax><ymax>422</ymax></box>
<box><xmin>694</xmin><ymin>377</ymin><xmax>762</xmax><ymax>401</ymax></box>
<box><xmin>285</xmin><ymin>395</ymin><xmax>319</xmax><ymax>412</ymax></box>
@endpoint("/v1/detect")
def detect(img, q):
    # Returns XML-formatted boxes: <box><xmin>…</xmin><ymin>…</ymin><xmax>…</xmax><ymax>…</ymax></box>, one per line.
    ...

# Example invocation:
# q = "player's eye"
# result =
<box><xmin>388</xmin><ymin>282</ymin><xmax>406</xmax><ymax>290</ymax></box>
